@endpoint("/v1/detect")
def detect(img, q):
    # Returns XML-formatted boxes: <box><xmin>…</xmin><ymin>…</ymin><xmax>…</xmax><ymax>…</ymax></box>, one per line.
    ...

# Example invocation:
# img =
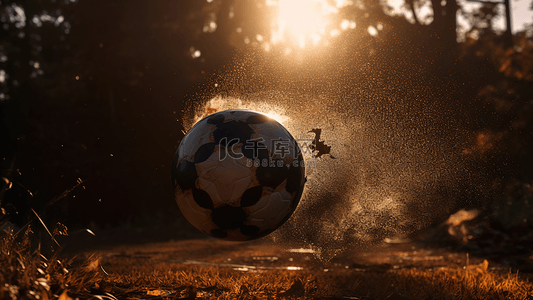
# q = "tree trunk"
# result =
<box><xmin>444</xmin><ymin>0</ymin><xmax>458</xmax><ymax>43</ymax></box>
<box><xmin>503</xmin><ymin>0</ymin><xmax>513</xmax><ymax>47</ymax></box>
<box><xmin>429</xmin><ymin>0</ymin><xmax>459</xmax><ymax>54</ymax></box>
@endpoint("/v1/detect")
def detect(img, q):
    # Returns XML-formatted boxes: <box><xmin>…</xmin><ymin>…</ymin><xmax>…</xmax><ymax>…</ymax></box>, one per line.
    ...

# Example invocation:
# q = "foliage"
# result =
<box><xmin>456</xmin><ymin>29</ymin><xmax>533</xmax><ymax>230</ymax></box>
<box><xmin>0</xmin><ymin>226</ymin><xmax>107</xmax><ymax>300</ymax></box>
<box><xmin>461</xmin><ymin>30</ymin><xmax>533</xmax><ymax>178</ymax></box>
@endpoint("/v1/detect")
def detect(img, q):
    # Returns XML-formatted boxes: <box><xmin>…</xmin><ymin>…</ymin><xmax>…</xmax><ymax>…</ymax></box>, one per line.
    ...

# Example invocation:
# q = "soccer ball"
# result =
<box><xmin>172</xmin><ymin>109</ymin><xmax>306</xmax><ymax>241</ymax></box>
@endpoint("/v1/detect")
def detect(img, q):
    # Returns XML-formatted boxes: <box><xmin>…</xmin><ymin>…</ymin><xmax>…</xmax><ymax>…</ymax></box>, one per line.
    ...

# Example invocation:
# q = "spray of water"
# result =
<box><xmin>181</xmin><ymin>51</ymin><xmax>473</xmax><ymax>261</ymax></box>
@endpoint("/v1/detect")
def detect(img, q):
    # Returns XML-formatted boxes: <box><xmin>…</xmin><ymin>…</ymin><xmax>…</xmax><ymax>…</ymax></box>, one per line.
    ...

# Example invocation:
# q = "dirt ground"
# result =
<box><xmin>96</xmin><ymin>238</ymin><xmax>489</xmax><ymax>273</ymax></box>
<box><xmin>65</xmin><ymin>230</ymin><xmax>533</xmax><ymax>300</ymax></box>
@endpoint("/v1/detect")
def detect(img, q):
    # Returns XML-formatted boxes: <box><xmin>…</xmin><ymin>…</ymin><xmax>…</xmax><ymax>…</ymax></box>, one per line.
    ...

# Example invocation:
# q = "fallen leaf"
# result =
<box><xmin>467</xmin><ymin>259</ymin><xmax>489</xmax><ymax>272</ymax></box>
<box><xmin>446</xmin><ymin>209</ymin><xmax>480</xmax><ymax>226</ymax></box>
<box><xmin>147</xmin><ymin>289</ymin><xmax>165</xmax><ymax>296</ymax></box>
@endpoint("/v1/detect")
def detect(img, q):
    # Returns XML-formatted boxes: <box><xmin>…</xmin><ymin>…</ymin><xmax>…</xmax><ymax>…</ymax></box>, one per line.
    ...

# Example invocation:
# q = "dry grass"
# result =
<box><xmin>0</xmin><ymin>227</ymin><xmax>106</xmax><ymax>299</ymax></box>
<box><xmin>393</xmin><ymin>267</ymin><xmax>532</xmax><ymax>300</ymax></box>
<box><xmin>99</xmin><ymin>258</ymin><xmax>532</xmax><ymax>300</ymax></box>
<box><xmin>1</xmin><ymin>227</ymin><xmax>532</xmax><ymax>300</ymax></box>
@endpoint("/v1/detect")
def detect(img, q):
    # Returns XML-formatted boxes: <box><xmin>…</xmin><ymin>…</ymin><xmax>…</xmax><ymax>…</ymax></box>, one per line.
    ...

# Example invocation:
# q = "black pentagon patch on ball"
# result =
<box><xmin>240</xmin><ymin>186</ymin><xmax>263</xmax><ymax>207</ymax></box>
<box><xmin>206</xmin><ymin>113</ymin><xmax>225</xmax><ymax>125</ymax></box>
<box><xmin>242</xmin><ymin>142</ymin><xmax>270</xmax><ymax>160</ymax></box>
<box><xmin>192</xmin><ymin>188</ymin><xmax>214</xmax><ymax>209</ymax></box>
<box><xmin>213</xmin><ymin>121</ymin><xmax>255</xmax><ymax>148</ymax></box>
<box><xmin>256</xmin><ymin>159</ymin><xmax>289</xmax><ymax>188</ymax></box>
<box><xmin>246</xmin><ymin>114</ymin><xmax>272</xmax><ymax>124</ymax></box>
<box><xmin>194</xmin><ymin>142</ymin><xmax>216</xmax><ymax>163</ymax></box>
<box><xmin>240</xmin><ymin>225</ymin><xmax>260</xmax><ymax>236</ymax></box>
<box><xmin>210</xmin><ymin>229</ymin><xmax>228</xmax><ymax>239</ymax></box>
<box><xmin>211</xmin><ymin>205</ymin><xmax>247</xmax><ymax>230</ymax></box>
<box><xmin>174</xmin><ymin>159</ymin><xmax>197</xmax><ymax>191</ymax></box>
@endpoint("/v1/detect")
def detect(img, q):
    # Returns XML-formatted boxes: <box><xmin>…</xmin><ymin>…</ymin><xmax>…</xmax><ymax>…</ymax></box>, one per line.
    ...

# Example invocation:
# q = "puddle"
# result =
<box><xmin>286</xmin><ymin>248</ymin><xmax>316</xmax><ymax>254</ymax></box>
<box><xmin>396</xmin><ymin>255</ymin><xmax>444</xmax><ymax>261</ymax></box>
<box><xmin>252</xmin><ymin>256</ymin><xmax>278</xmax><ymax>261</ymax></box>
<box><xmin>166</xmin><ymin>259</ymin><xmax>303</xmax><ymax>272</ymax></box>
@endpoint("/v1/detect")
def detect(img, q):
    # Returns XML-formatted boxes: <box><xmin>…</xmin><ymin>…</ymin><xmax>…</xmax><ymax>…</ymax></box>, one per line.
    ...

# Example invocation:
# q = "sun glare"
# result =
<box><xmin>190</xmin><ymin>96</ymin><xmax>291</xmax><ymax>130</ymax></box>
<box><xmin>263</xmin><ymin>111</ymin><xmax>290</xmax><ymax>125</ymax></box>
<box><xmin>269</xmin><ymin>0</ymin><xmax>350</xmax><ymax>49</ymax></box>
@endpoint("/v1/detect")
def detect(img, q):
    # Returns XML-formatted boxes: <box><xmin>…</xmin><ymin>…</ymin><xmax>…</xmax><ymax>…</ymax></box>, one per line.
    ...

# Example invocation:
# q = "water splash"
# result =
<box><xmin>181</xmin><ymin>87</ymin><xmax>468</xmax><ymax>261</ymax></box>
<box><xmin>180</xmin><ymin>42</ymin><xmax>475</xmax><ymax>260</ymax></box>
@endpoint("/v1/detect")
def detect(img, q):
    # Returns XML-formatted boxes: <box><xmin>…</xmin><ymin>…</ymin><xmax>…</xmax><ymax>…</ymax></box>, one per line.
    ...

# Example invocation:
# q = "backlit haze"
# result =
<box><xmin>180</xmin><ymin>0</ymin><xmax>507</xmax><ymax>261</ymax></box>
<box><xmin>184</xmin><ymin>90</ymin><xmax>469</xmax><ymax>262</ymax></box>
